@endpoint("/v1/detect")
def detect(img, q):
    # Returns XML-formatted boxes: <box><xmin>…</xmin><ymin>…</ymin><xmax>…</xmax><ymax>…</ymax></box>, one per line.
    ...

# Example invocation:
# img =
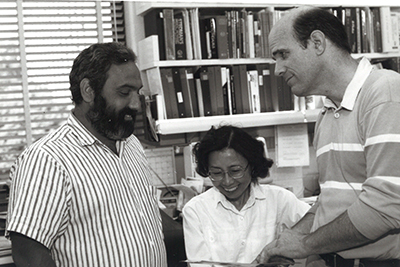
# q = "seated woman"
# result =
<box><xmin>182</xmin><ymin>125</ymin><xmax>310</xmax><ymax>264</ymax></box>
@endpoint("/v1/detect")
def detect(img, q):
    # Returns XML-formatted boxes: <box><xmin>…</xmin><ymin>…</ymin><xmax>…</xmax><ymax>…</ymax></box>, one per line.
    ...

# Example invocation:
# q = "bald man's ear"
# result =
<box><xmin>80</xmin><ymin>78</ymin><xmax>94</xmax><ymax>103</ymax></box>
<box><xmin>309</xmin><ymin>30</ymin><xmax>326</xmax><ymax>55</ymax></box>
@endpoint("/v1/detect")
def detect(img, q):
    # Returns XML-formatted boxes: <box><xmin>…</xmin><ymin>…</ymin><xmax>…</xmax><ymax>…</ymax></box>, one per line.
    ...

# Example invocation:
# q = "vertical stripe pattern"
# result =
<box><xmin>7</xmin><ymin>114</ymin><xmax>167</xmax><ymax>267</ymax></box>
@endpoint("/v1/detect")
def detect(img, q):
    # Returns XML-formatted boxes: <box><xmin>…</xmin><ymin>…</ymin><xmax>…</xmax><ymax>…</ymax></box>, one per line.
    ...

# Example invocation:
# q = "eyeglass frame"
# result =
<box><xmin>207</xmin><ymin>163</ymin><xmax>250</xmax><ymax>182</ymax></box>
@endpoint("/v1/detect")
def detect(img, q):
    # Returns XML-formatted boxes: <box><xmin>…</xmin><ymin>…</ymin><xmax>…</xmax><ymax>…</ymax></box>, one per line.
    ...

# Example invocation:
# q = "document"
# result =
<box><xmin>183</xmin><ymin>260</ymin><xmax>294</xmax><ymax>266</ymax></box>
<box><xmin>275</xmin><ymin>124</ymin><xmax>310</xmax><ymax>167</ymax></box>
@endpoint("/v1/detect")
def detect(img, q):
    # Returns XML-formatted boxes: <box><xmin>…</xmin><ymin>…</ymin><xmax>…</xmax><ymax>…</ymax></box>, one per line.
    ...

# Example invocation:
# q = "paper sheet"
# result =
<box><xmin>275</xmin><ymin>124</ymin><xmax>309</xmax><ymax>167</ymax></box>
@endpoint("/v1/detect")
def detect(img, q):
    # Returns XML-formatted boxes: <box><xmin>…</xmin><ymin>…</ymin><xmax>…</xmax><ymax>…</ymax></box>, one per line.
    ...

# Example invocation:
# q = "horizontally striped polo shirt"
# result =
<box><xmin>312</xmin><ymin>57</ymin><xmax>400</xmax><ymax>260</ymax></box>
<box><xmin>6</xmin><ymin>113</ymin><xmax>167</xmax><ymax>266</ymax></box>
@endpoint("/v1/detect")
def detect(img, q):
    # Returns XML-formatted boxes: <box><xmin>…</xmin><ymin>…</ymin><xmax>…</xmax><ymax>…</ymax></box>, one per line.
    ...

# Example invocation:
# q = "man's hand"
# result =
<box><xmin>254</xmin><ymin>228</ymin><xmax>310</xmax><ymax>264</ymax></box>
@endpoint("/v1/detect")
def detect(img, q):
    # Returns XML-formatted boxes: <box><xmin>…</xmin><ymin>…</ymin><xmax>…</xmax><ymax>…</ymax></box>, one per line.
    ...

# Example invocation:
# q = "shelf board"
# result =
<box><xmin>155</xmin><ymin>109</ymin><xmax>320</xmax><ymax>135</ymax></box>
<box><xmin>139</xmin><ymin>58</ymin><xmax>275</xmax><ymax>71</ymax></box>
<box><xmin>135</xmin><ymin>2</ymin><xmax>294</xmax><ymax>16</ymax></box>
<box><xmin>134</xmin><ymin>1</ymin><xmax>394</xmax><ymax>16</ymax></box>
<box><xmin>139</xmin><ymin>52</ymin><xmax>400</xmax><ymax>71</ymax></box>
<box><xmin>352</xmin><ymin>52</ymin><xmax>400</xmax><ymax>60</ymax></box>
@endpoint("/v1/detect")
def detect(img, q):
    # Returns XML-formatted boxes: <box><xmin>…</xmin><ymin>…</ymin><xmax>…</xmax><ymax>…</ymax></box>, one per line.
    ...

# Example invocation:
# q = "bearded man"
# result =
<box><xmin>6</xmin><ymin>42</ymin><xmax>167</xmax><ymax>267</ymax></box>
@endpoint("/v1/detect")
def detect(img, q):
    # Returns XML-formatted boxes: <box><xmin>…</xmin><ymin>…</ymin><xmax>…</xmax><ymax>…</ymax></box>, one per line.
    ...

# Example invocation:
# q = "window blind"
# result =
<box><xmin>0</xmin><ymin>0</ymin><xmax>125</xmax><ymax>180</ymax></box>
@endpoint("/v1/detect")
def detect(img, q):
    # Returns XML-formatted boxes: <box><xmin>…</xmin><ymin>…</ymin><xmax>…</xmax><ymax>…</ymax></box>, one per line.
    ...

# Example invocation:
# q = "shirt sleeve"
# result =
<box><xmin>347</xmin><ymin>92</ymin><xmax>400</xmax><ymax>240</ymax></box>
<box><xmin>182</xmin><ymin>201</ymin><xmax>212</xmax><ymax>262</ymax></box>
<box><xmin>6</xmin><ymin>148</ymin><xmax>71</xmax><ymax>248</ymax></box>
<box><xmin>278</xmin><ymin>188</ymin><xmax>311</xmax><ymax>232</ymax></box>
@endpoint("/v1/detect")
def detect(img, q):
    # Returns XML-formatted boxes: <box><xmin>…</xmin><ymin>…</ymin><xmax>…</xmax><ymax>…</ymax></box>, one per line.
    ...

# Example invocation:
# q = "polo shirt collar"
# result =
<box><xmin>324</xmin><ymin>57</ymin><xmax>373</xmax><ymax>111</ymax></box>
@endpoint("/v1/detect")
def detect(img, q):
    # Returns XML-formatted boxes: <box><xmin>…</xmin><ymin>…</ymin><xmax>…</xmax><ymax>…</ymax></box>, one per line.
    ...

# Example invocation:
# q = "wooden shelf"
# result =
<box><xmin>353</xmin><ymin>52</ymin><xmax>400</xmax><ymax>60</ymax></box>
<box><xmin>155</xmin><ymin>109</ymin><xmax>320</xmax><ymax>135</ymax></box>
<box><xmin>135</xmin><ymin>2</ymin><xmax>295</xmax><ymax>16</ymax></box>
<box><xmin>138</xmin><ymin>35</ymin><xmax>275</xmax><ymax>71</ymax></box>
<box><xmin>134</xmin><ymin>1</ymin><xmax>392</xmax><ymax>16</ymax></box>
<box><xmin>133</xmin><ymin>2</ymin><xmax>400</xmax><ymax>138</ymax></box>
<box><xmin>138</xmin><ymin>36</ymin><xmax>400</xmax><ymax>71</ymax></box>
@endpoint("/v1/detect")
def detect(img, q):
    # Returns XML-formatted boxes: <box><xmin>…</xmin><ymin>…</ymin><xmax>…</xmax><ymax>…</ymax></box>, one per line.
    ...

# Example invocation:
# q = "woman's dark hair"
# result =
<box><xmin>193</xmin><ymin>125</ymin><xmax>273</xmax><ymax>183</ymax></box>
<box><xmin>292</xmin><ymin>7</ymin><xmax>351</xmax><ymax>53</ymax></box>
<box><xmin>69</xmin><ymin>42</ymin><xmax>137</xmax><ymax>105</ymax></box>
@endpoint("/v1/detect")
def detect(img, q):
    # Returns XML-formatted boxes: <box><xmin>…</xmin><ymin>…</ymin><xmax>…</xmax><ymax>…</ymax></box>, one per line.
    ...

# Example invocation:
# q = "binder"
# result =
<box><xmin>186</xmin><ymin>68</ymin><xmax>200</xmax><ymax>117</ymax></box>
<box><xmin>160</xmin><ymin>68</ymin><xmax>179</xmax><ymax>119</ymax></box>
<box><xmin>172</xmin><ymin>68</ymin><xmax>187</xmax><ymax>118</ymax></box>
<box><xmin>198</xmin><ymin>67</ymin><xmax>212</xmax><ymax>116</ymax></box>
<box><xmin>144</xmin><ymin>9</ymin><xmax>166</xmax><ymax>60</ymax></box>
<box><xmin>179</xmin><ymin>68</ymin><xmax>194</xmax><ymax>117</ymax></box>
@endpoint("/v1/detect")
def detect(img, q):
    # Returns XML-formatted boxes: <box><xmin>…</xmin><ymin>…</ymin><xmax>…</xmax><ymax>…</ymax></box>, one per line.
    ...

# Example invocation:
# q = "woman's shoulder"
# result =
<box><xmin>183</xmin><ymin>187</ymin><xmax>218</xmax><ymax>210</ymax></box>
<box><xmin>258</xmin><ymin>184</ymin><xmax>298</xmax><ymax>198</ymax></box>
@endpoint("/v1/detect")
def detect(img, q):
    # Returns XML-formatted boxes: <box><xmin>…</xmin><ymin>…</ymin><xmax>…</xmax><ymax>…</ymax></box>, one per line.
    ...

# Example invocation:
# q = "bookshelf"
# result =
<box><xmin>126</xmin><ymin>2</ymin><xmax>400</xmax><ymax>140</ymax></box>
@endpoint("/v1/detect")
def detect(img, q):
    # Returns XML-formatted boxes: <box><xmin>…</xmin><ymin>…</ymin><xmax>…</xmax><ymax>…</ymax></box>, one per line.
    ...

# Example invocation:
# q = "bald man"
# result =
<box><xmin>255</xmin><ymin>6</ymin><xmax>400</xmax><ymax>267</ymax></box>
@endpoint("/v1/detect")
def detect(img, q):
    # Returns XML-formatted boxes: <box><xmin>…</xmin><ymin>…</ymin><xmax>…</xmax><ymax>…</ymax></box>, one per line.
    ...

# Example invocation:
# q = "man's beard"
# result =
<box><xmin>86</xmin><ymin>94</ymin><xmax>137</xmax><ymax>140</ymax></box>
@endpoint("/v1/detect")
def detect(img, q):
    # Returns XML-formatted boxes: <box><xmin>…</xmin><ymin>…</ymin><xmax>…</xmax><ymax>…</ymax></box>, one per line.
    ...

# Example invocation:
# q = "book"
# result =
<box><xmin>257</xmin><ymin>64</ymin><xmax>273</xmax><ymax>112</ymax></box>
<box><xmin>360</xmin><ymin>8</ymin><xmax>368</xmax><ymax>53</ymax></box>
<box><xmin>355</xmin><ymin>7</ymin><xmax>362</xmax><ymax>53</ymax></box>
<box><xmin>391</xmin><ymin>12</ymin><xmax>400</xmax><ymax>50</ymax></box>
<box><xmin>228</xmin><ymin>67</ymin><xmax>237</xmax><ymax>114</ymax></box>
<box><xmin>226</xmin><ymin>11</ymin><xmax>233</xmax><ymax>58</ymax></box>
<box><xmin>238</xmin><ymin>64</ymin><xmax>251</xmax><ymax>113</ymax></box>
<box><xmin>163</xmin><ymin>9</ymin><xmax>175</xmax><ymax>60</ymax></box>
<box><xmin>231</xmin><ymin>10</ymin><xmax>238</xmax><ymax>58</ymax></box>
<box><xmin>371</xmin><ymin>7</ymin><xmax>383</xmax><ymax>53</ymax></box>
<box><xmin>182</xmin><ymin>9</ymin><xmax>193</xmax><ymax>60</ymax></box>
<box><xmin>253</xmin><ymin>12</ymin><xmax>262</xmax><ymax>58</ymax></box>
<box><xmin>215</xmin><ymin>15</ymin><xmax>229</xmax><ymax>59</ymax></box>
<box><xmin>380</xmin><ymin>7</ymin><xmax>398</xmax><ymax>52</ymax></box>
<box><xmin>364</xmin><ymin>7</ymin><xmax>375</xmax><ymax>53</ymax></box>
<box><xmin>222</xmin><ymin>67</ymin><xmax>233</xmax><ymax>115</ymax></box>
<box><xmin>282</xmin><ymin>78</ymin><xmax>293</xmax><ymax>111</ymax></box>
<box><xmin>174</xmin><ymin>10</ymin><xmax>186</xmax><ymax>60</ymax></box>
<box><xmin>160</xmin><ymin>68</ymin><xmax>179</xmax><ymax>119</ymax></box>
<box><xmin>247</xmin><ymin>11</ymin><xmax>255</xmax><ymax>58</ymax></box>
<box><xmin>240</xmin><ymin>9</ymin><xmax>247</xmax><ymax>58</ymax></box>
<box><xmin>189</xmin><ymin>8</ymin><xmax>202</xmax><ymax>59</ymax></box>
<box><xmin>247</xmin><ymin>69</ymin><xmax>260</xmax><ymax>113</ymax></box>
<box><xmin>231</xmin><ymin>65</ymin><xmax>243</xmax><ymax>114</ymax></box>
<box><xmin>269</xmin><ymin>63</ymin><xmax>280</xmax><ymax>112</ymax></box>
<box><xmin>172</xmin><ymin>68</ymin><xmax>187</xmax><ymax>118</ymax></box>
<box><xmin>200</xmin><ymin>17</ymin><xmax>217</xmax><ymax>59</ymax></box>
<box><xmin>345</xmin><ymin>8</ymin><xmax>357</xmax><ymax>53</ymax></box>
<box><xmin>213</xmin><ymin>65</ymin><xmax>225</xmax><ymax>115</ymax></box>
<box><xmin>207</xmin><ymin>66</ymin><xmax>219</xmax><ymax>116</ymax></box>
<box><xmin>144</xmin><ymin>9</ymin><xmax>166</xmax><ymax>60</ymax></box>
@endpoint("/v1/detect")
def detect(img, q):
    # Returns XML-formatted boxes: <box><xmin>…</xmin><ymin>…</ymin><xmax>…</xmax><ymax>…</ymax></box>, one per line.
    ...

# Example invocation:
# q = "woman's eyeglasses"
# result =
<box><xmin>208</xmin><ymin>164</ymin><xmax>249</xmax><ymax>182</ymax></box>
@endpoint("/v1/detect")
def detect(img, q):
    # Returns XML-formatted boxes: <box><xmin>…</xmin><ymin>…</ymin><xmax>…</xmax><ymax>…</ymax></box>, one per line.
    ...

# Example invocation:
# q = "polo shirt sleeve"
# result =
<box><xmin>6</xmin><ymin>148</ymin><xmax>71</xmax><ymax>248</ymax></box>
<box><xmin>347</xmin><ymin>85</ymin><xmax>400</xmax><ymax>240</ymax></box>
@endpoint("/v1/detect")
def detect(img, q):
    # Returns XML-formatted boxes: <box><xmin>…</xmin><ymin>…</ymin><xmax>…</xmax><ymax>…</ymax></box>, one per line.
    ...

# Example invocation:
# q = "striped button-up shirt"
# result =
<box><xmin>6</xmin><ymin>113</ymin><xmax>167</xmax><ymax>266</ymax></box>
<box><xmin>312</xmin><ymin>57</ymin><xmax>400</xmax><ymax>260</ymax></box>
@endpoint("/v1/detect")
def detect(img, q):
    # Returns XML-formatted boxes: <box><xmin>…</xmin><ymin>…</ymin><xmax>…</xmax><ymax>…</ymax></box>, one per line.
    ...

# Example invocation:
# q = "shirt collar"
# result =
<box><xmin>215</xmin><ymin>183</ymin><xmax>266</xmax><ymax>211</ymax></box>
<box><xmin>67</xmin><ymin>111</ymin><xmax>125</xmax><ymax>154</ymax></box>
<box><xmin>324</xmin><ymin>57</ymin><xmax>373</xmax><ymax>111</ymax></box>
